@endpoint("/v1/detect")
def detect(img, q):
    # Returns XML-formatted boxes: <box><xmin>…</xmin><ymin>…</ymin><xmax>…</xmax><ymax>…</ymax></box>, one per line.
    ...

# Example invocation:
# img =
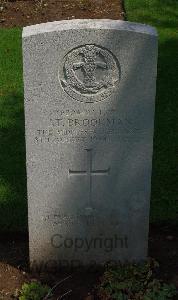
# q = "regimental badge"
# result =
<box><xmin>59</xmin><ymin>44</ymin><xmax>121</xmax><ymax>103</ymax></box>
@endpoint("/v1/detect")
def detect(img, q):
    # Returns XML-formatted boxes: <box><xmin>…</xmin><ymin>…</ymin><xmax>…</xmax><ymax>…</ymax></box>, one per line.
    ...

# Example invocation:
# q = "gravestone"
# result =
<box><xmin>23</xmin><ymin>19</ymin><xmax>158</xmax><ymax>269</ymax></box>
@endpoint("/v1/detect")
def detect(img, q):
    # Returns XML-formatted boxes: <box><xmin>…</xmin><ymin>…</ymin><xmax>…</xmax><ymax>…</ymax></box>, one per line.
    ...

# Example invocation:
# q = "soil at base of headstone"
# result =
<box><xmin>0</xmin><ymin>225</ymin><xmax>178</xmax><ymax>299</ymax></box>
<box><xmin>0</xmin><ymin>0</ymin><xmax>125</xmax><ymax>28</ymax></box>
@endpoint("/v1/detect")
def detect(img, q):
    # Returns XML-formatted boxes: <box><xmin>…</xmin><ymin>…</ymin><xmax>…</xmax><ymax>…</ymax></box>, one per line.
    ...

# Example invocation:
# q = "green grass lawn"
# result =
<box><xmin>0</xmin><ymin>28</ymin><xmax>27</xmax><ymax>231</ymax></box>
<box><xmin>0</xmin><ymin>0</ymin><xmax>178</xmax><ymax>231</ymax></box>
<box><xmin>125</xmin><ymin>0</ymin><xmax>178</xmax><ymax>222</ymax></box>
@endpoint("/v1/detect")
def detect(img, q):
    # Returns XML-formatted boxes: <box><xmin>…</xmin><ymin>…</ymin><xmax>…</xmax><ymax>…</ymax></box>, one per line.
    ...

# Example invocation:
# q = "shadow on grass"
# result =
<box><xmin>151</xmin><ymin>38</ymin><xmax>178</xmax><ymax>222</ymax></box>
<box><xmin>0</xmin><ymin>231</ymin><xmax>29</xmax><ymax>269</ymax></box>
<box><xmin>0</xmin><ymin>92</ymin><xmax>27</xmax><ymax>232</ymax></box>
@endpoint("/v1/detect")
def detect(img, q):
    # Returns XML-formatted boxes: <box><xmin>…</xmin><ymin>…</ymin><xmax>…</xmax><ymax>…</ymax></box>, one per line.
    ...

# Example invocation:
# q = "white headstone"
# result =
<box><xmin>23</xmin><ymin>19</ymin><xmax>158</xmax><ymax>269</ymax></box>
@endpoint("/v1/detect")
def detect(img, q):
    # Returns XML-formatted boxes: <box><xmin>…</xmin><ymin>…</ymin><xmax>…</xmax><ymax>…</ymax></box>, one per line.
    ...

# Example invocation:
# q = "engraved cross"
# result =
<box><xmin>69</xmin><ymin>149</ymin><xmax>110</xmax><ymax>210</ymax></box>
<box><xmin>73</xmin><ymin>45</ymin><xmax>107</xmax><ymax>88</ymax></box>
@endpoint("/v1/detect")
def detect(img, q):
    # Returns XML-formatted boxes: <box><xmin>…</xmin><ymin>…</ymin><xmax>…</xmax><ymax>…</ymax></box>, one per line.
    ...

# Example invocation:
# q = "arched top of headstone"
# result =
<box><xmin>23</xmin><ymin>19</ymin><xmax>157</xmax><ymax>38</ymax></box>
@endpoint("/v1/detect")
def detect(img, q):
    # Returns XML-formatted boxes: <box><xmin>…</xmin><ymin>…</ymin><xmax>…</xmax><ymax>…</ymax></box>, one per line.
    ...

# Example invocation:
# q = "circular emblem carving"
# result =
<box><xmin>59</xmin><ymin>44</ymin><xmax>121</xmax><ymax>103</ymax></box>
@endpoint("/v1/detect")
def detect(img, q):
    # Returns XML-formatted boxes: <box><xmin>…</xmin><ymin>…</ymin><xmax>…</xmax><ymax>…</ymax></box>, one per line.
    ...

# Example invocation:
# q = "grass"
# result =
<box><xmin>0</xmin><ymin>0</ymin><xmax>178</xmax><ymax>231</ymax></box>
<box><xmin>0</xmin><ymin>28</ymin><xmax>27</xmax><ymax>231</ymax></box>
<box><xmin>125</xmin><ymin>0</ymin><xmax>178</xmax><ymax>222</ymax></box>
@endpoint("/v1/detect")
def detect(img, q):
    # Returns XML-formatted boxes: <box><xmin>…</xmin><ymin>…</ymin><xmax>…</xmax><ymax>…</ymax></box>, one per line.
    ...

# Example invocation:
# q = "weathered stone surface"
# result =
<box><xmin>23</xmin><ymin>19</ymin><xmax>158</xmax><ymax>268</ymax></box>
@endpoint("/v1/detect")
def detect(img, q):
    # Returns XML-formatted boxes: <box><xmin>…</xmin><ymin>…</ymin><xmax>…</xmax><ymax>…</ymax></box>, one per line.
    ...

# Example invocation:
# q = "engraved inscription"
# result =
<box><xmin>34</xmin><ymin>109</ymin><xmax>142</xmax><ymax>145</ymax></box>
<box><xmin>59</xmin><ymin>44</ymin><xmax>120</xmax><ymax>103</ymax></box>
<box><xmin>69</xmin><ymin>149</ymin><xmax>110</xmax><ymax>211</ymax></box>
<box><xmin>43</xmin><ymin>211</ymin><xmax>120</xmax><ymax>227</ymax></box>
<box><xmin>43</xmin><ymin>213</ymin><xmax>95</xmax><ymax>226</ymax></box>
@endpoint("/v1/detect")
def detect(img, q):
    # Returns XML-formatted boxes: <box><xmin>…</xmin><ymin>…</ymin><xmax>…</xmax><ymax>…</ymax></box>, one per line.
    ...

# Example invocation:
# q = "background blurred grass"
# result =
<box><xmin>0</xmin><ymin>0</ymin><xmax>178</xmax><ymax>231</ymax></box>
